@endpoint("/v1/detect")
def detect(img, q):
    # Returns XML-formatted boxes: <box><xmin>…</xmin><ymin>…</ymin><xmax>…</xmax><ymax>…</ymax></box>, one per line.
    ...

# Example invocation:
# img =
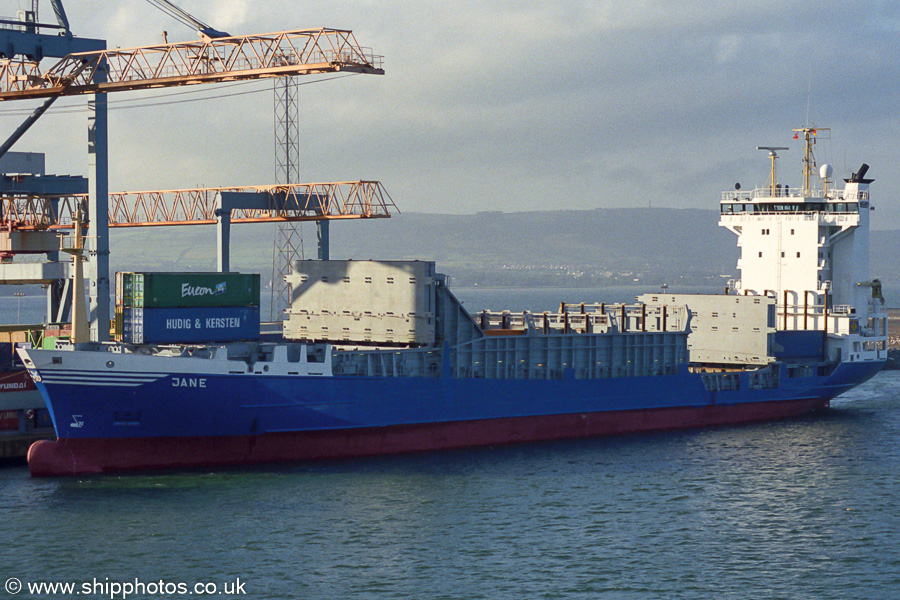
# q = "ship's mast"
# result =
<box><xmin>792</xmin><ymin>127</ymin><xmax>830</xmax><ymax>193</ymax></box>
<box><xmin>756</xmin><ymin>146</ymin><xmax>788</xmax><ymax>195</ymax></box>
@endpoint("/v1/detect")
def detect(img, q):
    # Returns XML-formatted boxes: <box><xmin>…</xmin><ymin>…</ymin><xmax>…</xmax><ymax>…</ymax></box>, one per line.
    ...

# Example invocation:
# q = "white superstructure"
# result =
<box><xmin>719</xmin><ymin>128</ymin><xmax>887</xmax><ymax>365</ymax></box>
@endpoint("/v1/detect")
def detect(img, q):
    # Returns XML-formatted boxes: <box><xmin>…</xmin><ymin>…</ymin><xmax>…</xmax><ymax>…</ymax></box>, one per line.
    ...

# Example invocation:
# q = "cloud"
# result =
<box><xmin>5</xmin><ymin>0</ymin><xmax>900</xmax><ymax>227</ymax></box>
<box><xmin>205</xmin><ymin>0</ymin><xmax>253</xmax><ymax>32</ymax></box>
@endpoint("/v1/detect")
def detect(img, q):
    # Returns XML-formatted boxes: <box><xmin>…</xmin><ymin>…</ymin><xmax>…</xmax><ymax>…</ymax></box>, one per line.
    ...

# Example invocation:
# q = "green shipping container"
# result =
<box><xmin>117</xmin><ymin>272</ymin><xmax>260</xmax><ymax>309</ymax></box>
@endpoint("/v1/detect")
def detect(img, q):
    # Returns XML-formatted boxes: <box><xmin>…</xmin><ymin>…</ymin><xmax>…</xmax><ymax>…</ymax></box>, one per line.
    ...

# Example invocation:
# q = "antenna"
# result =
<box><xmin>806</xmin><ymin>63</ymin><xmax>812</xmax><ymax>127</ymax></box>
<box><xmin>792</xmin><ymin>127</ymin><xmax>829</xmax><ymax>193</ymax></box>
<box><xmin>756</xmin><ymin>146</ymin><xmax>789</xmax><ymax>196</ymax></box>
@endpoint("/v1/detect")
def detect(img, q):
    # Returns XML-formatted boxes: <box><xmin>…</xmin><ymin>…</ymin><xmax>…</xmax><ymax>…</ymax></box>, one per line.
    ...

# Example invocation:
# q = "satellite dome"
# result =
<box><xmin>820</xmin><ymin>163</ymin><xmax>833</xmax><ymax>180</ymax></box>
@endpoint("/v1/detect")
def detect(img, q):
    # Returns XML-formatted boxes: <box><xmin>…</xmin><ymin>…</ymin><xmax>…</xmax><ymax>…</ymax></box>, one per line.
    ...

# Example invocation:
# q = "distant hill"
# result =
<box><xmin>104</xmin><ymin>208</ymin><xmax>900</xmax><ymax>288</ymax></box>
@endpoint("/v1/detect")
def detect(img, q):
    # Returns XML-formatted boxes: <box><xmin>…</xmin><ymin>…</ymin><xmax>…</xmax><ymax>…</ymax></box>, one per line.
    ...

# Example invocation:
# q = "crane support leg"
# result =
<box><xmin>0</xmin><ymin>96</ymin><xmax>58</xmax><ymax>162</ymax></box>
<box><xmin>47</xmin><ymin>278</ymin><xmax>71</xmax><ymax>324</ymax></box>
<box><xmin>87</xmin><ymin>86</ymin><xmax>110</xmax><ymax>342</ymax></box>
<box><xmin>317</xmin><ymin>221</ymin><xmax>329</xmax><ymax>260</ymax></box>
<box><xmin>215</xmin><ymin>191</ymin><xmax>271</xmax><ymax>273</ymax></box>
<box><xmin>216</xmin><ymin>207</ymin><xmax>230</xmax><ymax>273</ymax></box>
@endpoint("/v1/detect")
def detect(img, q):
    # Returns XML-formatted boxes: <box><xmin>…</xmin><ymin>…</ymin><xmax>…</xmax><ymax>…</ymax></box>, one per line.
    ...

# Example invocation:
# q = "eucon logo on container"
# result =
<box><xmin>181</xmin><ymin>282</ymin><xmax>227</xmax><ymax>297</ymax></box>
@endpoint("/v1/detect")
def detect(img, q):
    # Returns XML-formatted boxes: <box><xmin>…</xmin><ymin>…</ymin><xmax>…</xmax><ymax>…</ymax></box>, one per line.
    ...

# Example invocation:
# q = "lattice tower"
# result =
<box><xmin>271</xmin><ymin>77</ymin><xmax>303</xmax><ymax>320</ymax></box>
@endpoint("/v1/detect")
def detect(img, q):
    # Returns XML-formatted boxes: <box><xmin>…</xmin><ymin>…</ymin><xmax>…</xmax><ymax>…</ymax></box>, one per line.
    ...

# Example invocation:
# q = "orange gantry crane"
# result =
<box><xmin>0</xmin><ymin>180</ymin><xmax>397</xmax><ymax>271</ymax></box>
<box><xmin>0</xmin><ymin>181</ymin><xmax>396</xmax><ymax>229</ymax></box>
<box><xmin>0</xmin><ymin>27</ymin><xmax>384</xmax><ymax>100</ymax></box>
<box><xmin>0</xmin><ymin>3</ymin><xmax>389</xmax><ymax>340</ymax></box>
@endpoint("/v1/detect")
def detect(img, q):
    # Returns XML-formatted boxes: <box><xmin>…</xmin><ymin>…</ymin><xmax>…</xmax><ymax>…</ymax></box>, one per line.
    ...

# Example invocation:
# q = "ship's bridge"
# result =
<box><xmin>714</xmin><ymin>135</ymin><xmax>886</xmax><ymax>366</ymax></box>
<box><xmin>719</xmin><ymin>188</ymin><xmax>866</xmax><ymax>229</ymax></box>
<box><xmin>721</xmin><ymin>188</ymin><xmax>866</xmax><ymax>213</ymax></box>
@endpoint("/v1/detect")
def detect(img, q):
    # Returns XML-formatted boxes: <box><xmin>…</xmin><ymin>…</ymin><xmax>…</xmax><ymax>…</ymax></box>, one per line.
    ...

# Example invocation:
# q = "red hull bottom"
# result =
<box><xmin>28</xmin><ymin>398</ymin><xmax>829</xmax><ymax>476</ymax></box>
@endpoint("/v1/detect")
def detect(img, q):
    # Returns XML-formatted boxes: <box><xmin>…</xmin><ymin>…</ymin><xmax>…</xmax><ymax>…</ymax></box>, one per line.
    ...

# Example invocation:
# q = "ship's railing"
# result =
<box><xmin>721</xmin><ymin>188</ymin><xmax>868</xmax><ymax>201</ymax></box>
<box><xmin>722</xmin><ymin>188</ymin><xmax>825</xmax><ymax>201</ymax></box>
<box><xmin>475</xmin><ymin>303</ymin><xmax>690</xmax><ymax>335</ymax></box>
<box><xmin>774</xmin><ymin>308</ymin><xmax>888</xmax><ymax>340</ymax></box>
<box><xmin>476</xmin><ymin>310</ymin><xmax>611</xmax><ymax>335</ymax></box>
<box><xmin>561</xmin><ymin>302</ymin><xmax>691</xmax><ymax>333</ymax></box>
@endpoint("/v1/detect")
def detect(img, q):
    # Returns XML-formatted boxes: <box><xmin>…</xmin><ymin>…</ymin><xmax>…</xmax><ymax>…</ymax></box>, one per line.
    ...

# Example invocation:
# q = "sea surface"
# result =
<box><xmin>0</xmin><ymin>291</ymin><xmax>899</xmax><ymax>599</ymax></box>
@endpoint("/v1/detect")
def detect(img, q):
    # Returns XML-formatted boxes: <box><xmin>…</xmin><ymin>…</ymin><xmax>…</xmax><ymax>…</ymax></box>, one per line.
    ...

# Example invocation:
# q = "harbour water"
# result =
<box><xmin>1</xmin><ymin>373</ymin><xmax>898</xmax><ymax>599</ymax></box>
<box><xmin>1</xmin><ymin>292</ymin><xmax>899</xmax><ymax>599</ymax></box>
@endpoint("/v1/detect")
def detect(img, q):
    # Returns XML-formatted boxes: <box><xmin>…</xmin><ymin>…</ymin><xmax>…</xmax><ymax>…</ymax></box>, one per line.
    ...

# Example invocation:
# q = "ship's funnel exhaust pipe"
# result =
<box><xmin>851</xmin><ymin>163</ymin><xmax>870</xmax><ymax>182</ymax></box>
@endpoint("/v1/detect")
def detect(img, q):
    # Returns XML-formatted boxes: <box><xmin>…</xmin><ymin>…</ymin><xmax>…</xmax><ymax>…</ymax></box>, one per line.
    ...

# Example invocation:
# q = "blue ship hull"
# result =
<box><xmin>23</xmin><ymin>354</ymin><xmax>884</xmax><ymax>476</ymax></box>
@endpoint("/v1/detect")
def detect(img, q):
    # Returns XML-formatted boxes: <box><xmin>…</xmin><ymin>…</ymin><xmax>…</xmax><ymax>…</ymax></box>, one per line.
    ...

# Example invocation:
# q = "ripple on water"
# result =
<box><xmin>1</xmin><ymin>373</ymin><xmax>899</xmax><ymax>599</ymax></box>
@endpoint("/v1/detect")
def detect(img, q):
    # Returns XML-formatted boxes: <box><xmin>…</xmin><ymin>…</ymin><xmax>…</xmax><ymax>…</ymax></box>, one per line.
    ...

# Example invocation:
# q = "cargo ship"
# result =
<box><xmin>18</xmin><ymin>133</ymin><xmax>888</xmax><ymax>475</ymax></box>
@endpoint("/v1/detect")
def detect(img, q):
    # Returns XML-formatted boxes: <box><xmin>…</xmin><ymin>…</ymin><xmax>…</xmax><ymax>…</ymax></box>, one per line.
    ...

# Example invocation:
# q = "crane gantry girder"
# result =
<box><xmin>0</xmin><ymin>180</ymin><xmax>397</xmax><ymax>229</ymax></box>
<box><xmin>0</xmin><ymin>28</ymin><xmax>383</xmax><ymax>100</ymax></box>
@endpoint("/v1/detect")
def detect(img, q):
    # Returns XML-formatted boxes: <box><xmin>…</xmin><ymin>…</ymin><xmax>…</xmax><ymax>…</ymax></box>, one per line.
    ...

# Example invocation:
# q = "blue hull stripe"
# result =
<box><xmin>31</xmin><ymin>359</ymin><xmax>885</xmax><ymax>441</ymax></box>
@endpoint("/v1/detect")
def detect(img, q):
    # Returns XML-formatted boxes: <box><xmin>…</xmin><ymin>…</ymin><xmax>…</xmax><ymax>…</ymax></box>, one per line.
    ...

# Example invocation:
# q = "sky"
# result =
<box><xmin>4</xmin><ymin>0</ymin><xmax>900</xmax><ymax>228</ymax></box>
